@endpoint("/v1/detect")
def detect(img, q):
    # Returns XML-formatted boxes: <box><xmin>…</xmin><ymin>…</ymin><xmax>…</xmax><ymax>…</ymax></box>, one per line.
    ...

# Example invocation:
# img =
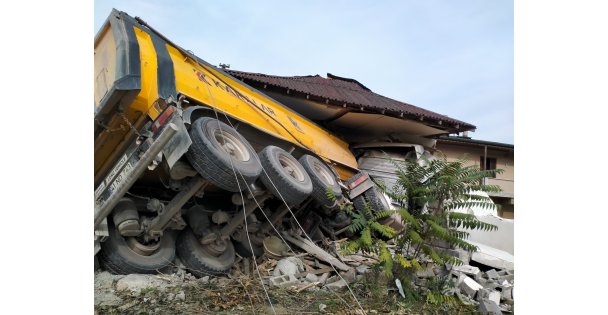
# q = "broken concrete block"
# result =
<box><xmin>269</xmin><ymin>274</ymin><xmax>300</xmax><ymax>288</ymax></box>
<box><xmin>488</xmin><ymin>291</ymin><xmax>501</xmax><ymax>305</ymax></box>
<box><xmin>486</xmin><ymin>269</ymin><xmax>499</xmax><ymax>280</ymax></box>
<box><xmin>500</xmin><ymin>287</ymin><xmax>513</xmax><ymax>301</ymax></box>
<box><xmin>273</xmin><ymin>257</ymin><xmax>305</xmax><ymax>276</ymax></box>
<box><xmin>478</xmin><ymin>299</ymin><xmax>503</xmax><ymax>315</ymax></box>
<box><xmin>452</xmin><ymin>265</ymin><xmax>481</xmax><ymax>277</ymax></box>
<box><xmin>325</xmin><ymin>279</ymin><xmax>348</xmax><ymax>290</ymax></box>
<box><xmin>305</xmin><ymin>273</ymin><xmax>319</xmax><ymax>283</ymax></box>
<box><xmin>459</xmin><ymin>275</ymin><xmax>484</xmax><ymax>298</ymax></box>
<box><xmin>341</xmin><ymin>268</ymin><xmax>357</xmax><ymax>283</ymax></box>
<box><xmin>476</xmin><ymin>288</ymin><xmax>491</xmax><ymax>302</ymax></box>
<box><xmin>356</xmin><ymin>265</ymin><xmax>370</xmax><ymax>275</ymax></box>
<box><xmin>416</xmin><ymin>267</ymin><xmax>435</xmax><ymax>278</ymax></box>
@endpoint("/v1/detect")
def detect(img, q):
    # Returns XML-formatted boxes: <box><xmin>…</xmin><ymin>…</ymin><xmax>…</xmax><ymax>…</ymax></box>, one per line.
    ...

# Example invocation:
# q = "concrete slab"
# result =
<box><xmin>460</xmin><ymin>275</ymin><xmax>484</xmax><ymax>298</ymax></box>
<box><xmin>469</xmin><ymin>241</ymin><xmax>514</xmax><ymax>270</ymax></box>
<box><xmin>452</xmin><ymin>265</ymin><xmax>481</xmax><ymax>277</ymax></box>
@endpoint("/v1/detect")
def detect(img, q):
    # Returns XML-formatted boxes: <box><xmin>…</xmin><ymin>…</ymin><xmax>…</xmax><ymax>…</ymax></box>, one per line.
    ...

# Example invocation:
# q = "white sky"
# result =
<box><xmin>95</xmin><ymin>0</ymin><xmax>513</xmax><ymax>144</ymax></box>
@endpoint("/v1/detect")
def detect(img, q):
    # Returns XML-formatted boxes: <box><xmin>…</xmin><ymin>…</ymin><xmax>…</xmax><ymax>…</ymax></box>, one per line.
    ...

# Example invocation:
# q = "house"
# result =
<box><xmin>435</xmin><ymin>135</ymin><xmax>514</xmax><ymax>219</ymax></box>
<box><xmin>226</xmin><ymin>70</ymin><xmax>476</xmax><ymax>147</ymax></box>
<box><xmin>226</xmin><ymin>70</ymin><xmax>513</xmax><ymax>218</ymax></box>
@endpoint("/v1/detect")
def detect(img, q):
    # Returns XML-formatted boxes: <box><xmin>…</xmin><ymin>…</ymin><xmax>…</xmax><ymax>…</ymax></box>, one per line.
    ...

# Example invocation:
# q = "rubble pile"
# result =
<box><xmin>95</xmin><ymin>237</ymin><xmax>514</xmax><ymax>314</ymax></box>
<box><xmin>412</xmin><ymin>259</ymin><xmax>514</xmax><ymax>315</ymax></box>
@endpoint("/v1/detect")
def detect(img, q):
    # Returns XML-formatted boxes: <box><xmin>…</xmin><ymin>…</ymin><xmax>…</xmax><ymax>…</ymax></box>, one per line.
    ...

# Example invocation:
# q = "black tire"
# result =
<box><xmin>233</xmin><ymin>240</ymin><xmax>264</xmax><ymax>258</ymax></box>
<box><xmin>347</xmin><ymin>172</ymin><xmax>390</xmax><ymax>213</ymax></box>
<box><xmin>298</xmin><ymin>155</ymin><xmax>342</xmax><ymax>207</ymax></box>
<box><xmin>186</xmin><ymin>117</ymin><xmax>262</xmax><ymax>192</ymax></box>
<box><xmin>176</xmin><ymin>227</ymin><xmax>235</xmax><ymax>277</ymax></box>
<box><xmin>99</xmin><ymin>221</ymin><xmax>176</xmax><ymax>275</ymax></box>
<box><xmin>259</xmin><ymin>146</ymin><xmax>313</xmax><ymax>205</ymax></box>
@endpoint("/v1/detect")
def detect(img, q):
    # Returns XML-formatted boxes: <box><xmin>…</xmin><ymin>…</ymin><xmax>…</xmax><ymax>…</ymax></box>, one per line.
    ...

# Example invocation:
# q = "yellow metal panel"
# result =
<box><xmin>166</xmin><ymin>45</ymin><xmax>358</xmax><ymax>174</ymax></box>
<box><xmin>94</xmin><ymin>25</ymin><xmax>116</xmax><ymax>107</ymax></box>
<box><xmin>131</xmin><ymin>27</ymin><xmax>161</xmax><ymax>119</ymax></box>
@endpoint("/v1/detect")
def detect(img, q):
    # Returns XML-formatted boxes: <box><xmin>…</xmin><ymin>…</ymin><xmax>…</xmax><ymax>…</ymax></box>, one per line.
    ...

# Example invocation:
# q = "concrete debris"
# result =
<box><xmin>437</xmin><ymin>248</ymin><xmax>471</xmax><ymax>265</ymax></box>
<box><xmin>415</xmin><ymin>267</ymin><xmax>435</xmax><ymax>278</ymax></box>
<box><xmin>268</xmin><ymin>274</ymin><xmax>300</xmax><ymax>288</ymax></box>
<box><xmin>455</xmin><ymin>291</ymin><xmax>479</xmax><ymax>306</ymax></box>
<box><xmin>452</xmin><ymin>264</ymin><xmax>481</xmax><ymax>277</ymax></box>
<box><xmin>469</xmin><ymin>242</ymin><xmax>514</xmax><ymax>270</ymax></box>
<box><xmin>273</xmin><ymin>257</ymin><xmax>305</xmax><ymax>276</ymax></box>
<box><xmin>319</xmin><ymin>303</ymin><xmax>327</xmax><ymax>312</ymax></box>
<box><xmin>115</xmin><ymin>274</ymin><xmax>172</xmax><ymax>293</ymax></box>
<box><xmin>175</xmin><ymin>291</ymin><xmax>185</xmax><ymax>301</ymax></box>
<box><xmin>488</xmin><ymin>291</ymin><xmax>501</xmax><ymax>305</ymax></box>
<box><xmin>476</xmin><ymin>288</ymin><xmax>491</xmax><ymax>301</ymax></box>
<box><xmin>94</xmin><ymin>291</ymin><xmax>123</xmax><ymax>306</ymax></box>
<box><xmin>459</xmin><ymin>275</ymin><xmax>483</xmax><ymax>298</ymax></box>
<box><xmin>445</xmin><ymin>263</ymin><xmax>515</xmax><ymax>311</ymax></box>
<box><xmin>305</xmin><ymin>273</ymin><xmax>319</xmax><ymax>283</ymax></box>
<box><xmin>325</xmin><ymin>278</ymin><xmax>348</xmax><ymax>290</ymax></box>
<box><xmin>486</xmin><ymin>269</ymin><xmax>499</xmax><ymax>280</ymax></box>
<box><xmin>341</xmin><ymin>268</ymin><xmax>357</xmax><ymax>283</ymax></box>
<box><xmin>356</xmin><ymin>265</ymin><xmax>370</xmax><ymax>275</ymax></box>
<box><xmin>478</xmin><ymin>299</ymin><xmax>503</xmax><ymax>315</ymax></box>
<box><xmin>501</xmin><ymin>287</ymin><xmax>513</xmax><ymax>301</ymax></box>
<box><xmin>94</xmin><ymin>271</ymin><xmax>124</xmax><ymax>290</ymax></box>
<box><xmin>499</xmin><ymin>303</ymin><xmax>512</xmax><ymax>312</ymax></box>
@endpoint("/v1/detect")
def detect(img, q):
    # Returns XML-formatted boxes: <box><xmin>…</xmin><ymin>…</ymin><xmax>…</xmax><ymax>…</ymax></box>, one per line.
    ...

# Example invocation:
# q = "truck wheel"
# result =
<box><xmin>186</xmin><ymin>117</ymin><xmax>262</xmax><ymax>192</ymax></box>
<box><xmin>347</xmin><ymin>172</ymin><xmax>390</xmax><ymax>214</ymax></box>
<box><xmin>99</xmin><ymin>221</ymin><xmax>176</xmax><ymax>275</ymax></box>
<box><xmin>298</xmin><ymin>155</ymin><xmax>342</xmax><ymax>207</ymax></box>
<box><xmin>352</xmin><ymin>187</ymin><xmax>390</xmax><ymax>214</ymax></box>
<box><xmin>259</xmin><ymin>146</ymin><xmax>313</xmax><ymax>206</ymax></box>
<box><xmin>176</xmin><ymin>227</ymin><xmax>235</xmax><ymax>277</ymax></box>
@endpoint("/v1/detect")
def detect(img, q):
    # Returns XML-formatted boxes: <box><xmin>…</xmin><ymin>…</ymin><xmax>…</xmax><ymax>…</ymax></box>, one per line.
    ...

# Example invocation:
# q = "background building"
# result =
<box><xmin>435</xmin><ymin>135</ymin><xmax>514</xmax><ymax>219</ymax></box>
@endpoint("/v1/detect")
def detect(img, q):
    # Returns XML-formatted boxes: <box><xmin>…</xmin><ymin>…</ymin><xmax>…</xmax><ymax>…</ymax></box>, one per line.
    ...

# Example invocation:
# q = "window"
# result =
<box><xmin>480</xmin><ymin>157</ymin><xmax>497</xmax><ymax>178</ymax></box>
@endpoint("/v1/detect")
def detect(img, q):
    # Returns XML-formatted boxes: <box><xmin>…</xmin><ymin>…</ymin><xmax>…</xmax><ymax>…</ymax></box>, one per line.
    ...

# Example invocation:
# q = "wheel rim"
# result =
<box><xmin>313</xmin><ymin>160</ymin><xmax>335</xmax><ymax>186</ymax></box>
<box><xmin>214</xmin><ymin>130</ymin><xmax>251</xmax><ymax>162</ymax></box>
<box><xmin>198</xmin><ymin>238</ymin><xmax>228</xmax><ymax>257</ymax></box>
<box><xmin>278</xmin><ymin>153</ymin><xmax>305</xmax><ymax>182</ymax></box>
<box><xmin>126</xmin><ymin>237</ymin><xmax>161</xmax><ymax>256</ymax></box>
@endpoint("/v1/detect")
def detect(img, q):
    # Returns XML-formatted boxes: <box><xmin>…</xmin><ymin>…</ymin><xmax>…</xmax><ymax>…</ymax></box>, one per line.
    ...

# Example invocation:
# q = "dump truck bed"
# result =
<box><xmin>94</xmin><ymin>10</ymin><xmax>357</xmax><ymax>184</ymax></box>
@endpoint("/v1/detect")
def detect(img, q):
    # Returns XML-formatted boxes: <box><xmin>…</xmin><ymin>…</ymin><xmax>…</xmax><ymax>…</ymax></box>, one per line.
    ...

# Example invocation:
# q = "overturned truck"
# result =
<box><xmin>94</xmin><ymin>10</ymin><xmax>390</xmax><ymax>276</ymax></box>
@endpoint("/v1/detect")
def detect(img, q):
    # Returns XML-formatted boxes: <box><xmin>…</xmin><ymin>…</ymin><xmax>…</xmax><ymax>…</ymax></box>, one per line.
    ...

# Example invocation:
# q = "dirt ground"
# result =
<box><xmin>94</xmin><ymin>269</ymin><xmax>477</xmax><ymax>315</ymax></box>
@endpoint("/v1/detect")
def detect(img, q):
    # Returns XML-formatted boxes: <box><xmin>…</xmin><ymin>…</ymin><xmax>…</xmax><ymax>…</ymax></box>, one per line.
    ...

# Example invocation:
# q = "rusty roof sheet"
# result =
<box><xmin>226</xmin><ymin>70</ymin><xmax>476</xmax><ymax>132</ymax></box>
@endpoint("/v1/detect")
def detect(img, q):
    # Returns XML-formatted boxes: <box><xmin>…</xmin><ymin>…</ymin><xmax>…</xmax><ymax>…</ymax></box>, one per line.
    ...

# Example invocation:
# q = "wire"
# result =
<box><xmin>191</xmin><ymin>53</ymin><xmax>365</xmax><ymax>314</ymax></box>
<box><xmin>202</xmin><ymin>80</ymin><xmax>277</xmax><ymax>315</ymax></box>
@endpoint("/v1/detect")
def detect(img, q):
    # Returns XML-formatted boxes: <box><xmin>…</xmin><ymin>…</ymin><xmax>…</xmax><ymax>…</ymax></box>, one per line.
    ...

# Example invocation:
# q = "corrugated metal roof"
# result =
<box><xmin>226</xmin><ymin>69</ymin><xmax>476</xmax><ymax>132</ymax></box>
<box><xmin>437</xmin><ymin>136</ymin><xmax>514</xmax><ymax>150</ymax></box>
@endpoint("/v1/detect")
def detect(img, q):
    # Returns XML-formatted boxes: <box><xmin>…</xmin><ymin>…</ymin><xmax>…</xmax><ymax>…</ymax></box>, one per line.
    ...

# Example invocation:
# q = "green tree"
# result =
<box><xmin>340</xmin><ymin>154</ymin><xmax>502</xmax><ymax>278</ymax></box>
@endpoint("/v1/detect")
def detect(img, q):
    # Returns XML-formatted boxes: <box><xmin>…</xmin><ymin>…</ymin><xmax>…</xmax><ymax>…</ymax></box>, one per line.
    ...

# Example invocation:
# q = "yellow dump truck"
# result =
<box><xmin>94</xmin><ymin>9</ymin><xmax>386</xmax><ymax>275</ymax></box>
